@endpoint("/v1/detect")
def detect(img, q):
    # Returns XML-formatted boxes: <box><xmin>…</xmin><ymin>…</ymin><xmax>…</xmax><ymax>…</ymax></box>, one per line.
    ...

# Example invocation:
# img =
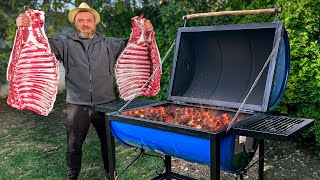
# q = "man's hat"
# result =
<box><xmin>68</xmin><ymin>2</ymin><xmax>100</xmax><ymax>25</ymax></box>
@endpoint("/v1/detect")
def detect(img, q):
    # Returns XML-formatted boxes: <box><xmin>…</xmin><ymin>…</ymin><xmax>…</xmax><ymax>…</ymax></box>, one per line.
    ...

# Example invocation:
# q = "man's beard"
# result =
<box><xmin>76</xmin><ymin>26</ymin><xmax>96</xmax><ymax>38</ymax></box>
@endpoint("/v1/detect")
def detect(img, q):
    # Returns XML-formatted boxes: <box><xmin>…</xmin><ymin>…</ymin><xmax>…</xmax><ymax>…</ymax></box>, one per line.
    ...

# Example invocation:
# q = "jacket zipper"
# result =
<box><xmin>84</xmin><ymin>43</ymin><xmax>93</xmax><ymax>104</ymax></box>
<box><xmin>88</xmin><ymin>58</ymin><xmax>93</xmax><ymax>103</ymax></box>
<box><xmin>78</xmin><ymin>37</ymin><xmax>97</xmax><ymax>105</ymax></box>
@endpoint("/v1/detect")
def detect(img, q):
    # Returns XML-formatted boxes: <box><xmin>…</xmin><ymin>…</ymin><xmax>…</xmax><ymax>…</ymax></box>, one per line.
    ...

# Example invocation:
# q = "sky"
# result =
<box><xmin>68</xmin><ymin>3</ymin><xmax>75</xmax><ymax>10</ymax></box>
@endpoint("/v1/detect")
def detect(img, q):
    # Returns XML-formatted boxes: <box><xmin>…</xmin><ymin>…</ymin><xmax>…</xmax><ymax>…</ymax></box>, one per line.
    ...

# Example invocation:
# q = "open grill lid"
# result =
<box><xmin>167</xmin><ymin>22</ymin><xmax>290</xmax><ymax>112</ymax></box>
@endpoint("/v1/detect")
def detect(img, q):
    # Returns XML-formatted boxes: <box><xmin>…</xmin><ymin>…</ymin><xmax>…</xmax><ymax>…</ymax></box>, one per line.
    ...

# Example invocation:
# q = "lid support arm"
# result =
<box><xmin>226</xmin><ymin>34</ymin><xmax>283</xmax><ymax>132</ymax></box>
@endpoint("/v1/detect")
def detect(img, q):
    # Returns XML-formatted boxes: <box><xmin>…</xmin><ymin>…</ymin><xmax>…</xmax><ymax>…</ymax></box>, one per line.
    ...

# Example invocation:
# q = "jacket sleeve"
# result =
<box><xmin>104</xmin><ymin>37</ymin><xmax>128</xmax><ymax>75</ymax></box>
<box><xmin>49</xmin><ymin>36</ymin><xmax>67</xmax><ymax>63</ymax></box>
<box><xmin>106</xmin><ymin>37</ymin><xmax>128</xmax><ymax>60</ymax></box>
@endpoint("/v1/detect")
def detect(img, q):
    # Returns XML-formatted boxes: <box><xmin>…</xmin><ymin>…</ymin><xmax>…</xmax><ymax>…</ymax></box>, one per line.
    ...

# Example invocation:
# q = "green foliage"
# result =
<box><xmin>271</xmin><ymin>0</ymin><xmax>320</xmax><ymax>147</ymax></box>
<box><xmin>289</xmin><ymin>103</ymin><xmax>320</xmax><ymax>155</ymax></box>
<box><xmin>276</xmin><ymin>0</ymin><xmax>320</xmax><ymax>105</ymax></box>
<box><xmin>149</xmin><ymin>2</ymin><xmax>184</xmax><ymax>100</ymax></box>
<box><xmin>225</xmin><ymin>0</ymin><xmax>275</xmax><ymax>24</ymax></box>
<box><xmin>99</xmin><ymin>1</ymin><xmax>135</xmax><ymax>38</ymax></box>
<box><xmin>0</xmin><ymin>1</ymin><xmax>70</xmax><ymax>46</ymax></box>
<box><xmin>293</xmin><ymin>103</ymin><xmax>320</xmax><ymax>153</ymax></box>
<box><xmin>0</xmin><ymin>52</ymin><xmax>10</xmax><ymax>84</ymax></box>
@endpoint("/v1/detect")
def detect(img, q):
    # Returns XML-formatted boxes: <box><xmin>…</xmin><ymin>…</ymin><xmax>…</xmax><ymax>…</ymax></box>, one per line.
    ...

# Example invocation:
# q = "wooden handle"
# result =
<box><xmin>184</xmin><ymin>8</ymin><xmax>281</xmax><ymax>20</ymax></box>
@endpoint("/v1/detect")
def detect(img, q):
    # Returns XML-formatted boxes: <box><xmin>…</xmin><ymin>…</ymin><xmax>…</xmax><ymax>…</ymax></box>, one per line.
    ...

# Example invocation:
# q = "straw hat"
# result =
<box><xmin>68</xmin><ymin>2</ymin><xmax>100</xmax><ymax>25</ymax></box>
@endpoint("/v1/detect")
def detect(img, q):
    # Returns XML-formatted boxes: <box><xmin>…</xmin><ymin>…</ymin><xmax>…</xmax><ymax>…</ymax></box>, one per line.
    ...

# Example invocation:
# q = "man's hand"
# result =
<box><xmin>16</xmin><ymin>13</ymin><xmax>31</xmax><ymax>27</ymax></box>
<box><xmin>144</xmin><ymin>20</ymin><xmax>153</xmax><ymax>32</ymax></box>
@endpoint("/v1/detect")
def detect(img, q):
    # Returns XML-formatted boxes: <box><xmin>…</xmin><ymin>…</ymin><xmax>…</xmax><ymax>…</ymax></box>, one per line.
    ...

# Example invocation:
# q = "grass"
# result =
<box><xmin>0</xmin><ymin>92</ymin><xmax>163</xmax><ymax>180</ymax></box>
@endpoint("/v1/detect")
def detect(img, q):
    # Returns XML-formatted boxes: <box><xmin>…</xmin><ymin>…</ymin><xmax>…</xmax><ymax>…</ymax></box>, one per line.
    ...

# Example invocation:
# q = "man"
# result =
<box><xmin>16</xmin><ymin>2</ymin><xmax>153</xmax><ymax>180</ymax></box>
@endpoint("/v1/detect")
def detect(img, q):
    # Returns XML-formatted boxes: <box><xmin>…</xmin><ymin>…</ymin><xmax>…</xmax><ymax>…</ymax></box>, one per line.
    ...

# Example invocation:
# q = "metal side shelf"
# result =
<box><xmin>233</xmin><ymin>114</ymin><xmax>314</xmax><ymax>141</ymax></box>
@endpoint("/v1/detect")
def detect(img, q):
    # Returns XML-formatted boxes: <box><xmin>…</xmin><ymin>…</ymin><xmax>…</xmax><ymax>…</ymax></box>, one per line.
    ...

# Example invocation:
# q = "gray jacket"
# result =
<box><xmin>49</xmin><ymin>32</ymin><xmax>127</xmax><ymax>105</ymax></box>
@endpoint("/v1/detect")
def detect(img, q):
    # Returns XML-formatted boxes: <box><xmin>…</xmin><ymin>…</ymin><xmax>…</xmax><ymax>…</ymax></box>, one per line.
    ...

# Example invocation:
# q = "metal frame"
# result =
<box><xmin>105</xmin><ymin>114</ymin><xmax>267</xmax><ymax>180</ymax></box>
<box><xmin>259</xmin><ymin>139</ymin><xmax>265</xmax><ymax>180</ymax></box>
<box><xmin>99</xmin><ymin>102</ymin><xmax>314</xmax><ymax>179</ymax></box>
<box><xmin>105</xmin><ymin>114</ymin><xmax>224</xmax><ymax>180</ymax></box>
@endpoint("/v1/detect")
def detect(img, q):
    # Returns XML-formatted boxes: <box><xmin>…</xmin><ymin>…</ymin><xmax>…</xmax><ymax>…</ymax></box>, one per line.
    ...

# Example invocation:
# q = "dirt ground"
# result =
<box><xmin>171</xmin><ymin>139</ymin><xmax>320</xmax><ymax>180</ymax></box>
<box><xmin>1</xmin><ymin>94</ymin><xmax>320</xmax><ymax>180</ymax></box>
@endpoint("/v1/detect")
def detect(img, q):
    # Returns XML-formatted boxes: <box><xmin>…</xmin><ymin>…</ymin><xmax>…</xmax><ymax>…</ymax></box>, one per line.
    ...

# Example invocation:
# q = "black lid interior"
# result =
<box><xmin>168</xmin><ymin>23</ymin><xmax>284</xmax><ymax>112</ymax></box>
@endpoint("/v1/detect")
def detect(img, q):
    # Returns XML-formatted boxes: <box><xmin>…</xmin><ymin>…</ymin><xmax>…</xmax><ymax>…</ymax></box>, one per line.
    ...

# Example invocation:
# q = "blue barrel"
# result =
<box><xmin>268</xmin><ymin>30</ymin><xmax>290</xmax><ymax>110</ymax></box>
<box><xmin>111</xmin><ymin>121</ymin><xmax>257</xmax><ymax>173</ymax></box>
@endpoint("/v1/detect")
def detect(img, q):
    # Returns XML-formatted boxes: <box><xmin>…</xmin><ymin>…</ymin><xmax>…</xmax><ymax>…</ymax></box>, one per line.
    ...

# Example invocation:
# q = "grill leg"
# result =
<box><xmin>105</xmin><ymin>115</ymin><xmax>116</xmax><ymax>180</ymax></box>
<box><xmin>210</xmin><ymin>135</ymin><xmax>220</xmax><ymax>180</ymax></box>
<box><xmin>258</xmin><ymin>139</ymin><xmax>264</xmax><ymax>180</ymax></box>
<box><xmin>164</xmin><ymin>155</ymin><xmax>172</xmax><ymax>178</ymax></box>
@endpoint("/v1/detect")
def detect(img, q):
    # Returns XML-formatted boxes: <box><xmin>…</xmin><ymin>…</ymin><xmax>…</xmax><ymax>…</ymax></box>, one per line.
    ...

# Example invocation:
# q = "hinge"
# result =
<box><xmin>221</xmin><ymin>106</ymin><xmax>255</xmax><ymax>113</ymax></box>
<box><xmin>170</xmin><ymin>100</ymin><xmax>186</xmax><ymax>105</ymax></box>
<box><xmin>240</xmin><ymin>109</ymin><xmax>255</xmax><ymax>113</ymax></box>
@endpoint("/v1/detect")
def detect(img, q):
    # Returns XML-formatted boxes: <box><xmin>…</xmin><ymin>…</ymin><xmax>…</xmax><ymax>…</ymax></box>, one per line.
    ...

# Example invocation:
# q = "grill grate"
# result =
<box><xmin>244</xmin><ymin>116</ymin><xmax>304</xmax><ymax>133</ymax></box>
<box><xmin>234</xmin><ymin>114</ymin><xmax>314</xmax><ymax>141</ymax></box>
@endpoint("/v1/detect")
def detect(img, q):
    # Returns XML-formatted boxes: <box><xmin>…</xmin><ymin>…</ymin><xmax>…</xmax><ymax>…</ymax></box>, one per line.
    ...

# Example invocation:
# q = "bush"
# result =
<box><xmin>0</xmin><ymin>52</ymin><xmax>10</xmax><ymax>84</ymax></box>
<box><xmin>276</xmin><ymin>0</ymin><xmax>320</xmax><ymax>105</ymax></box>
<box><xmin>273</xmin><ymin>0</ymin><xmax>320</xmax><ymax>147</ymax></box>
<box><xmin>294</xmin><ymin>103</ymin><xmax>320</xmax><ymax>153</ymax></box>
